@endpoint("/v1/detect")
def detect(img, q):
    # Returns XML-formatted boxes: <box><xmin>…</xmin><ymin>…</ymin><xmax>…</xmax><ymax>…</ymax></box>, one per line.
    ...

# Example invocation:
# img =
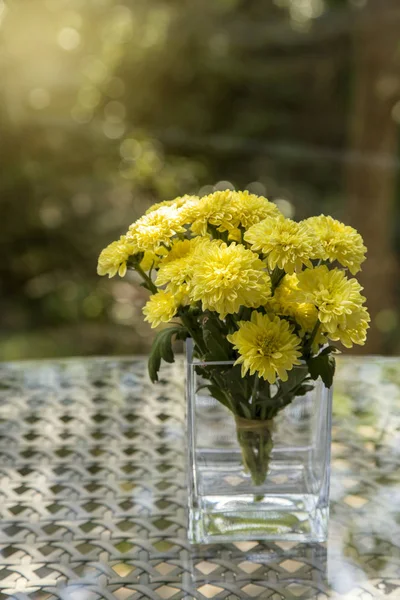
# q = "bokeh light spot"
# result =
<box><xmin>104</xmin><ymin>101</ymin><xmax>126</xmax><ymax>122</ymax></box>
<box><xmin>275</xmin><ymin>198</ymin><xmax>295</xmax><ymax>218</ymax></box>
<box><xmin>119</xmin><ymin>160</ymin><xmax>135</xmax><ymax>179</ymax></box>
<box><xmin>83</xmin><ymin>58</ymin><xmax>108</xmax><ymax>84</ymax></box>
<box><xmin>246</xmin><ymin>182</ymin><xmax>267</xmax><ymax>197</ymax></box>
<box><xmin>215</xmin><ymin>181</ymin><xmax>235</xmax><ymax>191</ymax></box>
<box><xmin>29</xmin><ymin>88</ymin><xmax>51</xmax><ymax>110</ymax></box>
<box><xmin>376</xmin><ymin>76</ymin><xmax>399</xmax><ymax>101</ymax></box>
<box><xmin>71</xmin><ymin>193</ymin><xmax>93</xmax><ymax>216</ymax></box>
<box><xmin>0</xmin><ymin>0</ymin><xmax>7</xmax><ymax>26</ymax></box>
<box><xmin>120</xmin><ymin>139</ymin><xmax>142</xmax><ymax>160</ymax></box>
<box><xmin>391</xmin><ymin>101</ymin><xmax>400</xmax><ymax>124</ymax></box>
<box><xmin>40</xmin><ymin>202</ymin><xmax>63</xmax><ymax>229</ymax></box>
<box><xmin>78</xmin><ymin>86</ymin><xmax>101</xmax><ymax>109</ymax></box>
<box><xmin>111</xmin><ymin>302</ymin><xmax>135</xmax><ymax>323</ymax></box>
<box><xmin>71</xmin><ymin>105</ymin><xmax>93</xmax><ymax>124</ymax></box>
<box><xmin>198</xmin><ymin>185</ymin><xmax>214</xmax><ymax>197</ymax></box>
<box><xmin>58</xmin><ymin>27</ymin><xmax>81</xmax><ymax>51</ymax></box>
<box><xmin>103</xmin><ymin>121</ymin><xmax>125</xmax><ymax>139</ymax></box>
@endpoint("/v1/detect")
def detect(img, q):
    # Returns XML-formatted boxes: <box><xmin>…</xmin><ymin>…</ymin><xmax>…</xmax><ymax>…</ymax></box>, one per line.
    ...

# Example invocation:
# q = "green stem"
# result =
<box><xmin>179</xmin><ymin>310</ymin><xmax>207</xmax><ymax>356</ymax></box>
<box><xmin>135</xmin><ymin>263</ymin><xmax>158</xmax><ymax>294</ymax></box>
<box><xmin>304</xmin><ymin>319</ymin><xmax>321</xmax><ymax>358</ymax></box>
<box><xmin>226</xmin><ymin>314</ymin><xmax>239</xmax><ymax>333</ymax></box>
<box><xmin>273</xmin><ymin>375</ymin><xmax>309</xmax><ymax>413</ymax></box>
<box><xmin>251</xmin><ymin>375</ymin><xmax>259</xmax><ymax>419</ymax></box>
<box><xmin>270</xmin><ymin>267</ymin><xmax>286</xmax><ymax>295</ymax></box>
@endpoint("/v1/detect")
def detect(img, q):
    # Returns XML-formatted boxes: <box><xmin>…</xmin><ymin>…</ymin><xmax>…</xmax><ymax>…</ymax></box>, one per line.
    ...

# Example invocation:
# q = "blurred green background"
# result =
<box><xmin>1</xmin><ymin>0</ymin><xmax>399</xmax><ymax>360</ymax></box>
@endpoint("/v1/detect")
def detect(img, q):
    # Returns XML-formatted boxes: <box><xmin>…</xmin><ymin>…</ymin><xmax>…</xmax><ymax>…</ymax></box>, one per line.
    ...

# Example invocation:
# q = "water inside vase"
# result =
<box><xmin>188</xmin><ymin>383</ymin><xmax>332</xmax><ymax>543</ymax></box>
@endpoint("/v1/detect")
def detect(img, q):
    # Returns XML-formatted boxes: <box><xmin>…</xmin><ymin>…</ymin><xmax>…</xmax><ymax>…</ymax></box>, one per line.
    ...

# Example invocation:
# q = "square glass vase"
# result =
<box><xmin>186</xmin><ymin>341</ymin><xmax>333</xmax><ymax>544</ymax></box>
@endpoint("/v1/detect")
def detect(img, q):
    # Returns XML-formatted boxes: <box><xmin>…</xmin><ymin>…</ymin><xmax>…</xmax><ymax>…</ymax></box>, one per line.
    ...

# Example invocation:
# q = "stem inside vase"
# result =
<box><xmin>235</xmin><ymin>416</ymin><xmax>275</xmax><ymax>489</ymax></box>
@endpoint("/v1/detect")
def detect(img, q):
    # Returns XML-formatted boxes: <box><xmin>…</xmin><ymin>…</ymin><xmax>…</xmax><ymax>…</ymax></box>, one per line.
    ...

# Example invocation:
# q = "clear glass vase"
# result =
<box><xmin>186</xmin><ymin>340</ymin><xmax>333</xmax><ymax>544</ymax></box>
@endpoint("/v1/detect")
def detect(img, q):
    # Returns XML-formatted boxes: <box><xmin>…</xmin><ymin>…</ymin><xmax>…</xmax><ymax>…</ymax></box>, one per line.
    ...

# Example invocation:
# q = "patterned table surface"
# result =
<box><xmin>0</xmin><ymin>355</ymin><xmax>400</xmax><ymax>600</ymax></box>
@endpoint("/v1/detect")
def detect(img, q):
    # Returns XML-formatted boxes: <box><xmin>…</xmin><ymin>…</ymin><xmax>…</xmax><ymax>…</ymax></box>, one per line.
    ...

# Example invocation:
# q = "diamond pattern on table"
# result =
<box><xmin>0</xmin><ymin>356</ymin><xmax>399</xmax><ymax>600</ymax></box>
<box><xmin>232</xmin><ymin>541</ymin><xmax>259</xmax><ymax>552</ymax></box>
<box><xmin>155</xmin><ymin>562</ymin><xmax>177</xmax><ymax>575</ymax></box>
<box><xmin>195</xmin><ymin>561</ymin><xmax>219</xmax><ymax>575</ymax></box>
<box><xmin>280</xmin><ymin>559</ymin><xmax>303</xmax><ymax>573</ymax></box>
<box><xmin>286</xmin><ymin>583</ymin><xmax>311</xmax><ymax>597</ymax></box>
<box><xmin>242</xmin><ymin>584</ymin><xmax>265</xmax><ymax>597</ymax></box>
<box><xmin>155</xmin><ymin>585</ymin><xmax>180</xmax><ymax>599</ymax></box>
<box><xmin>114</xmin><ymin>588</ymin><xmax>135</xmax><ymax>600</ymax></box>
<box><xmin>111</xmin><ymin>563</ymin><xmax>136</xmax><ymax>577</ymax></box>
<box><xmin>198</xmin><ymin>584</ymin><xmax>224</xmax><ymax>598</ymax></box>
<box><xmin>153</xmin><ymin>518</ymin><xmax>173</xmax><ymax>531</ymax></box>
<box><xmin>238</xmin><ymin>560</ymin><xmax>262</xmax><ymax>574</ymax></box>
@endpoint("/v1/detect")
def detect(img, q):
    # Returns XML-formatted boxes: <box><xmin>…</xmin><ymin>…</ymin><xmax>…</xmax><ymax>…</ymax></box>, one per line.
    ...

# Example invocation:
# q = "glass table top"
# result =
<box><xmin>0</xmin><ymin>355</ymin><xmax>399</xmax><ymax>600</ymax></box>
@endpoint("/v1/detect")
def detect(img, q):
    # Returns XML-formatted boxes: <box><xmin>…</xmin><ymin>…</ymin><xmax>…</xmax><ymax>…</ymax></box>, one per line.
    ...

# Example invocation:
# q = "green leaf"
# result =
<box><xmin>148</xmin><ymin>326</ymin><xmax>187</xmax><ymax>383</ymax></box>
<box><xmin>220</xmin><ymin>364</ymin><xmax>250</xmax><ymax>403</ymax></box>
<box><xmin>279</xmin><ymin>365</ymin><xmax>309</xmax><ymax>398</ymax></box>
<box><xmin>239</xmin><ymin>402</ymin><xmax>252</xmax><ymax>419</ymax></box>
<box><xmin>307</xmin><ymin>353</ymin><xmax>336</xmax><ymax>388</ymax></box>
<box><xmin>207</xmin><ymin>385</ymin><xmax>233</xmax><ymax>412</ymax></box>
<box><xmin>319</xmin><ymin>345</ymin><xmax>341</xmax><ymax>356</ymax></box>
<box><xmin>202</xmin><ymin>314</ymin><xmax>232</xmax><ymax>361</ymax></box>
<box><xmin>294</xmin><ymin>384</ymin><xmax>315</xmax><ymax>397</ymax></box>
<box><xmin>203</xmin><ymin>331</ymin><xmax>227</xmax><ymax>361</ymax></box>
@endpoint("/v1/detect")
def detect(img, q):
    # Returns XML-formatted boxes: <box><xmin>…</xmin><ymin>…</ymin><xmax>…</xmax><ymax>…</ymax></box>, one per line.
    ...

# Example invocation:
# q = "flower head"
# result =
<box><xmin>328</xmin><ymin>307</ymin><xmax>370</xmax><ymax>348</ymax></box>
<box><xmin>295</xmin><ymin>265</ymin><xmax>366</xmax><ymax>332</ymax></box>
<box><xmin>142</xmin><ymin>289</ymin><xmax>180</xmax><ymax>328</ymax></box>
<box><xmin>127</xmin><ymin>205</ymin><xmax>186</xmax><ymax>253</ymax></box>
<box><xmin>304</xmin><ymin>215</ymin><xmax>366</xmax><ymax>274</ymax></box>
<box><xmin>244</xmin><ymin>218</ymin><xmax>321</xmax><ymax>274</ymax></box>
<box><xmin>271</xmin><ymin>274</ymin><xmax>319</xmax><ymax>332</ymax></box>
<box><xmin>156</xmin><ymin>237</ymin><xmax>209</xmax><ymax>297</ymax></box>
<box><xmin>145</xmin><ymin>195</ymin><xmax>200</xmax><ymax>215</ymax></box>
<box><xmin>190</xmin><ymin>241</ymin><xmax>271</xmax><ymax>318</ymax></box>
<box><xmin>230</xmin><ymin>190</ymin><xmax>282</xmax><ymax>229</ymax></box>
<box><xmin>97</xmin><ymin>235</ymin><xmax>137</xmax><ymax>278</ymax></box>
<box><xmin>140</xmin><ymin>250</ymin><xmax>164</xmax><ymax>272</ymax></box>
<box><xmin>187</xmin><ymin>189</ymin><xmax>281</xmax><ymax>238</ymax></box>
<box><xmin>227</xmin><ymin>311</ymin><xmax>302</xmax><ymax>383</ymax></box>
<box><xmin>188</xmin><ymin>190</ymin><xmax>238</xmax><ymax>236</ymax></box>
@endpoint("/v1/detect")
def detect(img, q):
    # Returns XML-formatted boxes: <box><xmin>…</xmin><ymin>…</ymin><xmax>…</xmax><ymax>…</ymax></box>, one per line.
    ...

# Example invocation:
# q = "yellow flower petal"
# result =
<box><xmin>227</xmin><ymin>311</ymin><xmax>302</xmax><ymax>384</ymax></box>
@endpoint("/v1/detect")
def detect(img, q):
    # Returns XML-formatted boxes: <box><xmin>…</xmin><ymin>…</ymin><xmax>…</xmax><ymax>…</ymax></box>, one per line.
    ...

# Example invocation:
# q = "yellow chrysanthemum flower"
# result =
<box><xmin>244</xmin><ymin>218</ymin><xmax>321</xmax><ymax>274</ymax></box>
<box><xmin>97</xmin><ymin>235</ymin><xmax>137</xmax><ymax>278</ymax></box>
<box><xmin>156</xmin><ymin>238</ymin><xmax>210</xmax><ymax>297</ymax></box>
<box><xmin>271</xmin><ymin>274</ymin><xmax>318</xmax><ymax>332</ymax></box>
<box><xmin>187</xmin><ymin>189</ymin><xmax>281</xmax><ymax>238</ymax></box>
<box><xmin>227</xmin><ymin>311</ymin><xmax>302</xmax><ymax>383</ymax></box>
<box><xmin>295</xmin><ymin>265</ymin><xmax>366</xmax><ymax>332</ymax></box>
<box><xmin>304</xmin><ymin>215</ymin><xmax>367</xmax><ymax>275</ymax></box>
<box><xmin>189</xmin><ymin>241</ymin><xmax>271</xmax><ymax>318</ymax></box>
<box><xmin>145</xmin><ymin>194</ymin><xmax>200</xmax><ymax>215</ymax></box>
<box><xmin>230</xmin><ymin>190</ymin><xmax>282</xmax><ymax>229</ymax></box>
<box><xmin>158</xmin><ymin>237</ymin><xmax>202</xmax><ymax>265</ymax></box>
<box><xmin>142</xmin><ymin>289</ymin><xmax>180</xmax><ymax>328</ymax></box>
<box><xmin>328</xmin><ymin>307</ymin><xmax>370</xmax><ymax>348</ymax></box>
<box><xmin>140</xmin><ymin>251</ymin><xmax>164</xmax><ymax>272</ymax></box>
<box><xmin>127</xmin><ymin>205</ymin><xmax>186</xmax><ymax>253</ymax></box>
<box><xmin>188</xmin><ymin>190</ymin><xmax>237</xmax><ymax>236</ymax></box>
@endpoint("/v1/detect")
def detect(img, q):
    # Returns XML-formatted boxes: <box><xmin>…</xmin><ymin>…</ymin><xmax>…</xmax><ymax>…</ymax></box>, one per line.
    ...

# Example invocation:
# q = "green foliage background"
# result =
<box><xmin>1</xmin><ymin>0</ymin><xmax>399</xmax><ymax>359</ymax></box>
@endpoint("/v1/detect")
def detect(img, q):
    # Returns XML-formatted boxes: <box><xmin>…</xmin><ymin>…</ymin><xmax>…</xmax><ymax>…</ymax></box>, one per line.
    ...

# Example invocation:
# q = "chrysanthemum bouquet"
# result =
<box><xmin>98</xmin><ymin>190</ymin><xmax>369</xmax><ymax>485</ymax></box>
